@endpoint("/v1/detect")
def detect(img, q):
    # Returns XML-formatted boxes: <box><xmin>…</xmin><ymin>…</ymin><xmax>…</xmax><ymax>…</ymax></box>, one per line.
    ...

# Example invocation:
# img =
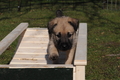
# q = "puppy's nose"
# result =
<box><xmin>63</xmin><ymin>44</ymin><xmax>67</xmax><ymax>48</ymax></box>
<box><xmin>62</xmin><ymin>43</ymin><xmax>67</xmax><ymax>48</ymax></box>
<box><xmin>60</xmin><ymin>42</ymin><xmax>71</xmax><ymax>51</ymax></box>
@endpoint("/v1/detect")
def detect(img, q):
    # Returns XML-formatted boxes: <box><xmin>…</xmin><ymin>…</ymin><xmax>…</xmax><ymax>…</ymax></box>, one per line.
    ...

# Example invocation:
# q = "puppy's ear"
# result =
<box><xmin>56</xmin><ymin>10</ymin><xmax>63</xmax><ymax>17</ymax></box>
<box><xmin>68</xmin><ymin>19</ymin><xmax>79</xmax><ymax>31</ymax></box>
<box><xmin>47</xmin><ymin>20</ymin><xmax>57</xmax><ymax>34</ymax></box>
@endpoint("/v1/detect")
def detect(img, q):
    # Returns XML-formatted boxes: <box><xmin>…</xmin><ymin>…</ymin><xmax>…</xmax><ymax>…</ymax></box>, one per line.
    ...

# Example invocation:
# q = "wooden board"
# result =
<box><xmin>9</xmin><ymin>64</ymin><xmax>74</xmax><ymax>68</ymax></box>
<box><xmin>74</xmin><ymin>23</ymin><xmax>87</xmax><ymax>66</ymax></box>
<box><xmin>0</xmin><ymin>23</ymin><xmax>28</xmax><ymax>55</ymax></box>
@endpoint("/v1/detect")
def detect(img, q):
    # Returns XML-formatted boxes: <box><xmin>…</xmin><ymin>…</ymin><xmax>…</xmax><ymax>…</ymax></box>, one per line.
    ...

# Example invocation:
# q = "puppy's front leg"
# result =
<box><xmin>65</xmin><ymin>47</ymin><xmax>76</xmax><ymax>64</ymax></box>
<box><xmin>48</xmin><ymin>41</ymin><xmax>59</xmax><ymax>64</ymax></box>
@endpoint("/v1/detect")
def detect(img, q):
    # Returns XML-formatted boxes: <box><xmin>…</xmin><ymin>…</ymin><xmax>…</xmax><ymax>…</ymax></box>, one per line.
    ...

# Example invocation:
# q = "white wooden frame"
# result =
<box><xmin>0</xmin><ymin>23</ymin><xmax>87</xmax><ymax>80</ymax></box>
<box><xmin>74</xmin><ymin>23</ymin><xmax>87</xmax><ymax>80</ymax></box>
<box><xmin>0</xmin><ymin>23</ymin><xmax>28</xmax><ymax>55</ymax></box>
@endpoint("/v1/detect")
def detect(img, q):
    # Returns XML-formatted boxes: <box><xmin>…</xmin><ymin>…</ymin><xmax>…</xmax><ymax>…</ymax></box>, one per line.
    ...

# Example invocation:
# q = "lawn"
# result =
<box><xmin>0</xmin><ymin>2</ymin><xmax>120</xmax><ymax>79</ymax></box>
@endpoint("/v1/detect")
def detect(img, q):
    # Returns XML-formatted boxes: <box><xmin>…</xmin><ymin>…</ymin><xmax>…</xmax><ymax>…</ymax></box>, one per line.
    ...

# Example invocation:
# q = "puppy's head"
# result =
<box><xmin>48</xmin><ymin>10</ymin><xmax>79</xmax><ymax>51</ymax></box>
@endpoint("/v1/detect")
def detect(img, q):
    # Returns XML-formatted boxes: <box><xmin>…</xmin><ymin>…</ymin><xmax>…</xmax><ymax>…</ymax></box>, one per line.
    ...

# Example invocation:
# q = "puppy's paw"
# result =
<box><xmin>49</xmin><ymin>53</ymin><xmax>58</xmax><ymax>61</ymax></box>
<box><xmin>49</xmin><ymin>53</ymin><xmax>59</xmax><ymax>64</ymax></box>
<box><xmin>65</xmin><ymin>61</ymin><xmax>71</xmax><ymax>64</ymax></box>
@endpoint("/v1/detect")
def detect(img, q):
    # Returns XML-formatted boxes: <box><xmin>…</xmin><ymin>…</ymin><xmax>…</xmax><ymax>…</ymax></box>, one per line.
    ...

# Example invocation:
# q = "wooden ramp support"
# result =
<box><xmin>0</xmin><ymin>23</ymin><xmax>87</xmax><ymax>80</ymax></box>
<box><xmin>74</xmin><ymin>23</ymin><xmax>87</xmax><ymax>80</ymax></box>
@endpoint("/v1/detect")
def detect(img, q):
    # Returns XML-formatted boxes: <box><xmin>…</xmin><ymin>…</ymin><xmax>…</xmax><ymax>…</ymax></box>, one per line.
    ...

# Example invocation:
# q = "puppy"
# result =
<box><xmin>47</xmin><ymin>10</ymin><xmax>79</xmax><ymax>64</ymax></box>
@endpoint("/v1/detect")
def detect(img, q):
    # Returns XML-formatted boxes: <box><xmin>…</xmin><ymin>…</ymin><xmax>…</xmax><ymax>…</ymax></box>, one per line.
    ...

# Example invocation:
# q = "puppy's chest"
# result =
<box><xmin>58</xmin><ymin>51</ymin><xmax>66</xmax><ymax>64</ymax></box>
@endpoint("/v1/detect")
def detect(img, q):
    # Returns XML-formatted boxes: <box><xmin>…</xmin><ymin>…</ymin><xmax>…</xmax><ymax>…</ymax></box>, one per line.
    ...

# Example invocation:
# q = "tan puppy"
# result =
<box><xmin>47</xmin><ymin>10</ymin><xmax>79</xmax><ymax>64</ymax></box>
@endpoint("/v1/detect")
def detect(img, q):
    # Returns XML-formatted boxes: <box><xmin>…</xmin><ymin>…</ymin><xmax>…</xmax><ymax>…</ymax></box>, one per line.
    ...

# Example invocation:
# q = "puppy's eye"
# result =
<box><xmin>67</xmin><ymin>32</ymin><xmax>72</xmax><ymax>38</ymax></box>
<box><xmin>56</xmin><ymin>32</ymin><xmax>61</xmax><ymax>38</ymax></box>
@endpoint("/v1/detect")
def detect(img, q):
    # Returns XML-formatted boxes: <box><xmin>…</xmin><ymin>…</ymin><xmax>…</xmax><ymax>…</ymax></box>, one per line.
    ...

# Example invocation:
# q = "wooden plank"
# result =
<box><xmin>75</xmin><ymin>66</ymin><xmax>85</xmax><ymax>80</ymax></box>
<box><xmin>11</xmin><ymin>53</ymin><xmax>66</xmax><ymax>64</ymax></box>
<box><xmin>9</xmin><ymin>64</ymin><xmax>74</xmax><ymax>68</ymax></box>
<box><xmin>10</xmin><ymin>59</ymin><xmax>65</xmax><ymax>65</ymax></box>
<box><xmin>18</xmin><ymin>47</ymin><xmax>47</xmax><ymax>49</ymax></box>
<box><xmin>13</xmin><ymin>54</ymin><xmax>48</xmax><ymax>58</ymax></box>
<box><xmin>0</xmin><ymin>64</ymin><xmax>74</xmax><ymax>69</ymax></box>
<box><xmin>24</xmin><ymin>35</ymin><xmax>48</xmax><ymax>37</ymax></box>
<box><xmin>21</xmin><ymin>41</ymin><xmax>48</xmax><ymax>43</ymax></box>
<box><xmin>0</xmin><ymin>65</ymin><xmax>9</xmax><ymax>68</ymax></box>
<box><xmin>15</xmin><ymin>52</ymin><xmax>46</xmax><ymax>54</ymax></box>
<box><xmin>23</xmin><ymin>28</ymin><xmax>48</xmax><ymax>37</ymax></box>
<box><xmin>20</xmin><ymin>29</ymin><xmax>48</xmax><ymax>42</ymax></box>
<box><xmin>74</xmin><ymin>23</ymin><xmax>87</xmax><ymax>66</ymax></box>
<box><xmin>21</xmin><ymin>37</ymin><xmax>49</xmax><ymax>43</ymax></box>
<box><xmin>24</xmin><ymin>29</ymin><xmax>48</xmax><ymax>35</ymax></box>
<box><xmin>0</xmin><ymin>23</ymin><xmax>28</xmax><ymax>55</ymax></box>
<box><xmin>12</xmin><ymin>58</ymin><xmax>46</xmax><ymax>60</ymax></box>
<box><xmin>12</xmin><ymin>53</ymin><xmax>65</xmax><ymax>59</ymax></box>
<box><xmin>10</xmin><ymin>58</ymin><xmax>65</xmax><ymax>64</ymax></box>
<box><xmin>26</xmin><ymin>28</ymin><xmax>48</xmax><ymax>31</ymax></box>
<box><xmin>20</xmin><ymin>31</ymin><xmax>49</xmax><ymax>43</ymax></box>
<box><xmin>10</xmin><ymin>59</ymin><xmax>52</xmax><ymax>64</ymax></box>
<box><xmin>18</xmin><ymin>43</ymin><xmax>48</xmax><ymax>48</ymax></box>
<box><xmin>16</xmin><ymin>48</ymin><xmax>47</xmax><ymax>53</ymax></box>
<box><xmin>73</xmin><ymin>67</ymin><xmax>76</xmax><ymax>80</ymax></box>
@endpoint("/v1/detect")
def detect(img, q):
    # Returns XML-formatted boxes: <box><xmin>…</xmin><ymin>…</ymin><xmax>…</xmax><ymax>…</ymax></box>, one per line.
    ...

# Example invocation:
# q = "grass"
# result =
<box><xmin>0</xmin><ymin>2</ymin><xmax>120</xmax><ymax>79</ymax></box>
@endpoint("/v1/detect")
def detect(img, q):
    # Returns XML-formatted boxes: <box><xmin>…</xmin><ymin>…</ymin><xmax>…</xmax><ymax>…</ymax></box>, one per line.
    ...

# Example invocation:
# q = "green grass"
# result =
<box><xmin>0</xmin><ymin>3</ymin><xmax>120</xmax><ymax>79</ymax></box>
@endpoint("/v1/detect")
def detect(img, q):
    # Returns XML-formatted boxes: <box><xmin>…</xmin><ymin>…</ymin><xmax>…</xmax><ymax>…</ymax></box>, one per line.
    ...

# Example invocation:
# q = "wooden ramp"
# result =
<box><xmin>10</xmin><ymin>28</ymin><xmax>50</xmax><ymax>65</ymax></box>
<box><xmin>10</xmin><ymin>28</ymin><xmax>66</xmax><ymax>67</ymax></box>
<box><xmin>0</xmin><ymin>23</ymin><xmax>87</xmax><ymax>80</ymax></box>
